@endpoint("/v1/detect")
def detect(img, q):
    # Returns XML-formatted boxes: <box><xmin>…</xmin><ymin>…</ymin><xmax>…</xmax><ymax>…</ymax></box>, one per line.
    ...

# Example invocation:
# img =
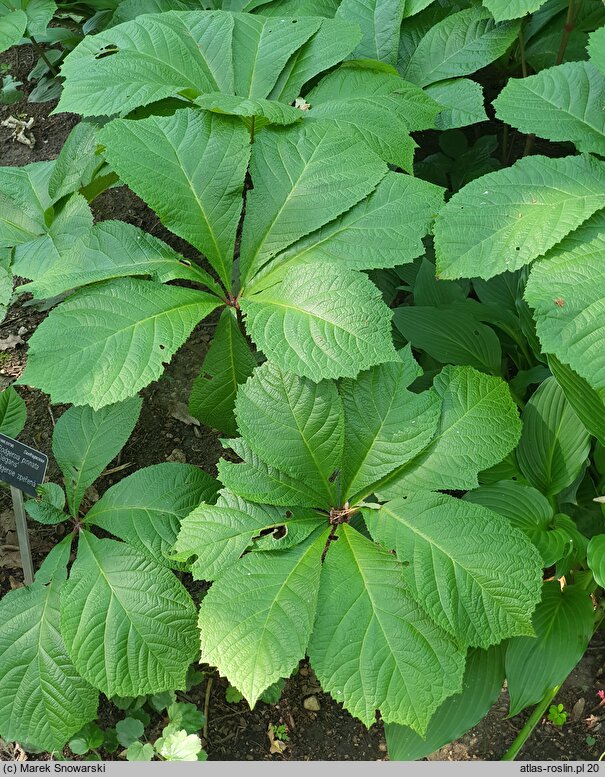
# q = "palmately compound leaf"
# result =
<box><xmin>0</xmin><ymin>385</ymin><xmax>26</xmax><ymax>438</ymax></box>
<box><xmin>308</xmin><ymin>525</ymin><xmax>465</xmax><ymax>733</ymax></box>
<box><xmin>0</xmin><ymin>577</ymin><xmax>98</xmax><ymax>751</ymax></box>
<box><xmin>198</xmin><ymin>529</ymin><xmax>326</xmax><ymax>707</ymax></box>
<box><xmin>194</xmin><ymin>92</ymin><xmax>303</xmax><ymax>125</ymax></box>
<box><xmin>516</xmin><ymin>377</ymin><xmax>591</xmax><ymax>497</ymax></box>
<box><xmin>340</xmin><ymin>350</ymin><xmax>441</xmax><ymax>500</ymax></box>
<box><xmin>241</xmin><ymin>264</ymin><xmax>397</xmax><ymax>382</ymax></box>
<box><xmin>434</xmin><ymin>155</ymin><xmax>605</xmax><ymax>281</ymax></box>
<box><xmin>18</xmin><ymin>278</ymin><xmax>222</xmax><ymax>409</ymax></box>
<box><xmin>99</xmin><ymin>110</ymin><xmax>250</xmax><ymax>291</ymax></box>
<box><xmin>464</xmin><ymin>480</ymin><xmax>571</xmax><ymax>567</ymax></box>
<box><xmin>425</xmin><ymin>78</ymin><xmax>487</xmax><ymax>130</ymax></box>
<box><xmin>61</xmin><ymin>532</ymin><xmax>198</xmax><ymax>697</ymax></box>
<box><xmin>506</xmin><ymin>582</ymin><xmax>594</xmax><ymax>717</ymax></box>
<box><xmin>525</xmin><ymin>234</ymin><xmax>605</xmax><ymax>394</ymax></box>
<box><xmin>482</xmin><ymin>0</ymin><xmax>549</xmax><ymax>21</ymax></box>
<box><xmin>189</xmin><ymin>309</ymin><xmax>258</xmax><ymax>436</ymax></box>
<box><xmin>493</xmin><ymin>62</ymin><xmax>605</xmax><ymax>157</ymax></box>
<box><xmin>52</xmin><ymin>397</ymin><xmax>142</xmax><ymax>516</ymax></box>
<box><xmin>234</xmin><ymin>362</ymin><xmax>343</xmax><ymax>505</ymax></box>
<box><xmin>385</xmin><ymin>645</ymin><xmax>505</xmax><ymax>761</ymax></box>
<box><xmin>86</xmin><ymin>463</ymin><xmax>218</xmax><ymax>567</ymax></box>
<box><xmin>588</xmin><ymin>27</ymin><xmax>605</xmax><ymax>75</ymax></box>
<box><xmin>548</xmin><ymin>356</ymin><xmax>605</xmax><ymax>446</ymax></box>
<box><xmin>239</xmin><ymin>122</ymin><xmax>387</xmax><ymax>286</ymax></box>
<box><xmin>368</xmin><ymin>492</ymin><xmax>543</xmax><ymax>647</ymax></box>
<box><xmin>400</xmin><ymin>7</ymin><xmax>520</xmax><ymax>87</ymax></box>
<box><xmin>378</xmin><ymin>366</ymin><xmax>522</xmax><ymax>497</ymax></box>
<box><xmin>0</xmin><ymin>9</ymin><xmax>27</xmax><ymax>54</ymax></box>
<box><xmin>335</xmin><ymin>0</ymin><xmax>406</xmax><ymax>66</ymax></box>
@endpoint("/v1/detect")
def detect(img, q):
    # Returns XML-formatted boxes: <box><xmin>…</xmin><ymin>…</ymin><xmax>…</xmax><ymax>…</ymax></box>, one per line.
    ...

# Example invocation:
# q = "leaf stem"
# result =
<box><xmin>202</xmin><ymin>677</ymin><xmax>212</xmax><ymax>741</ymax></box>
<box><xmin>502</xmin><ymin>685</ymin><xmax>561</xmax><ymax>761</ymax></box>
<box><xmin>555</xmin><ymin>0</ymin><xmax>576</xmax><ymax>66</ymax></box>
<box><xmin>28</xmin><ymin>36</ymin><xmax>59</xmax><ymax>77</ymax></box>
<box><xmin>518</xmin><ymin>26</ymin><xmax>528</xmax><ymax>79</ymax></box>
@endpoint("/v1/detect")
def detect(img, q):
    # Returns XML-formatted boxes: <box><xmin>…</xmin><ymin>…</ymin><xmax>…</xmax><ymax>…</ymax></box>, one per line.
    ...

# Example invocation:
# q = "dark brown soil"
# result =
<box><xmin>1</xmin><ymin>42</ymin><xmax>605</xmax><ymax>764</ymax></box>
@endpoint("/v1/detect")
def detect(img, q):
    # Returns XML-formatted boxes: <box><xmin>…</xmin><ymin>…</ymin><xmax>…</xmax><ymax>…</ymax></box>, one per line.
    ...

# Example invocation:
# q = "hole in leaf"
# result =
<box><xmin>274</xmin><ymin>525</ymin><xmax>287</xmax><ymax>540</ymax></box>
<box><xmin>95</xmin><ymin>44</ymin><xmax>119</xmax><ymax>59</ymax></box>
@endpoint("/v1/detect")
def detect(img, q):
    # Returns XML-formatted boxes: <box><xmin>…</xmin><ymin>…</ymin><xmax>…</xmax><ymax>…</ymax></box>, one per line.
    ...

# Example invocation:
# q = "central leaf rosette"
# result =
<box><xmin>174</xmin><ymin>350</ymin><xmax>543</xmax><ymax>734</ymax></box>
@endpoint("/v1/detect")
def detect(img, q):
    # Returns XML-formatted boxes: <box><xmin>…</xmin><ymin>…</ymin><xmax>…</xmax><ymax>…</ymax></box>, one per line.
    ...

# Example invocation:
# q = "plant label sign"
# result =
<box><xmin>0</xmin><ymin>433</ymin><xmax>48</xmax><ymax>496</ymax></box>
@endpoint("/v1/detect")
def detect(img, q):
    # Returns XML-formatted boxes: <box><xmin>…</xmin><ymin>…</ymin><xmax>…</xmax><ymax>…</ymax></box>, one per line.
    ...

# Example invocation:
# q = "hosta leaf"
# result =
<box><xmin>57</xmin><ymin>11</ymin><xmax>235</xmax><ymax>117</ymax></box>
<box><xmin>308</xmin><ymin>524</ymin><xmax>465</xmax><ymax>732</ymax></box>
<box><xmin>368</xmin><ymin>492</ymin><xmax>542</xmax><ymax>647</ymax></box>
<box><xmin>516</xmin><ymin>377</ymin><xmax>591</xmax><ymax>497</ymax></box>
<box><xmin>525</xmin><ymin>235</ymin><xmax>605</xmax><ymax>393</ymax></box>
<box><xmin>434</xmin><ymin>154</ymin><xmax>605</xmax><ymax>281</ymax></box>
<box><xmin>548</xmin><ymin>355</ymin><xmax>605</xmax><ymax>446</ymax></box>
<box><xmin>494</xmin><ymin>62</ymin><xmax>605</xmax><ymax>156</ymax></box>
<box><xmin>21</xmin><ymin>221</ymin><xmax>219</xmax><ymax>300</ymax></box>
<box><xmin>335</xmin><ymin>0</ymin><xmax>406</xmax><ymax>65</ymax></box>
<box><xmin>483</xmin><ymin>0</ymin><xmax>549</xmax><ymax>20</ymax></box>
<box><xmin>464</xmin><ymin>480</ymin><xmax>572</xmax><ymax>567</ymax></box>
<box><xmin>587</xmin><ymin>535</ymin><xmax>605</xmax><ymax>588</ymax></box>
<box><xmin>218</xmin><ymin>437</ymin><xmax>328</xmax><ymax>507</ymax></box>
<box><xmin>400</xmin><ymin>7</ymin><xmax>520</xmax><ymax>87</ymax></box>
<box><xmin>341</xmin><ymin>351</ymin><xmax>441</xmax><ymax>500</ymax></box>
<box><xmin>385</xmin><ymin>645</ymin><xmax>505</xmax><ymax>760</ymax></box>
<box><xmin>379</xmin><ymin>366</ymin><xmax>522</xmax><ymax>496</ymax></box>
<box><xmin>189</xmin><ymin>309</ymin><xmax>257</xmax><ymax>436</ymax></box>
<box><xmin>198</xmin><ymin>529</ymin><xmax>326</xmax><ymax>706</ymax></box>
<box><xmin>86</xmin><ymin>463</ymin><xmax>219</xmax><ymax>567</ymax></box>
<box><xmin>251</xmin><ymin>172</ymin><xmax>444</xmax><ymax>289</ymax></box>
<box><xmin>195</xmin><ymin>92</ymin><xmax>302</xmax><ymax>124</ymax></box>
<box><xmin>99</xmin><ymin>110</ymin><xmax>250</xmax><ymax>291</ymax></box>
<box><xmin>234</xmin><ymin>362</ymin><xmax>343</xmax><ymax>503</ymax></box>
<box><xmin>0</xmin><ymin>578</ymin><xmax>99</xmax><ymax>751</ymax></box>
<box><xmin>506</xmin><ymin>582</ymin><xmax>594</xmax><ymax>717</ymax></box>
<box><xmin>0</xmin><ymin>385</ymin><xmax>26</xmax><ymax>437</ymax></box>
<box><xmin>239</xmin><ymin>122</ymin><xmax>386</xmax><ymax>285</ymax></box>
<box><xmin>241</xmin><ymin>265</ymin><xmax>397</xmax><ymax>382</ymax></box>
<box><xmin>588</xmin><ymin>26</ymin><xmax>605</xmax><ymax>75</ymax></box>
<box><xmin>52</xmin><ymin>397</ymin><xmax>141</xmax><ymax>516</ymax></box>
<box><xmin>61</xmin><ymin>532</ymin><xmax>198</xmax><ymax>697</ymax></box>
<box><xmin>18</xmin><ymin>278</ymin><xmax>222</xmax><ymax>409</ymax></box>
<box><xmin>425</xmin><ymin>78</ymin><xmax>487</xmax><ymax>130</ymax></box>
<box><xmin>4</xmin><ymin>0</ymin><xmax>56</xmax><ymax>36</ymax></box>
<box><xmin>0</xmin><ymin>8</ymin><xmax>26</xmax><ymax>51</ymax></box>
<box><xmin>393</xmin><ymin>304</ymin><xmax>502</xmax><ymax>374</ymax></box>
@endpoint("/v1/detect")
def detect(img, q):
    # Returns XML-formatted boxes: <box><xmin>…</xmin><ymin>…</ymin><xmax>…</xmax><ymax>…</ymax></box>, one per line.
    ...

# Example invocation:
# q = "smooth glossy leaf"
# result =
<box><xmin>517</xmin><ymin>377</ymin><xmax>591</xmax><ymax>497</ymax></box>
<box><xmin>335</xmin><ymin>0</ymin><xmax>405</xmax><ymax>65</ymax></box>
<box><xmin>549</xmin><ymin>355</ymin><xmax>605</xmax><ymax>446</ymax></box>
<box><xmin>308</xmin><ymin>524</ymin><xmax>465</xmax><ymax>732</ymax></box>
<box><xmin>494</xmin><ymin>62</ymin><xmax>605</xmax><ymax>156</ymax></box>
<box><xmin>0</xmin><ymin>385</ymin><xmax>26</xmax><ymax>437</ymax></box>
<box><xmin>368</xmin><ymin>492</ymin><xmax>542</xmax><ymax>647</ymax></box>
<box><xmin>19</xmin><ymin>278</ymin><xmax>222</xmax><ymax>409</ymax></box>
<box><xmin>506</xmin><ymin>582</ymin><xmax>594</xmax><ymax>716</ymax></box>
<box><xmin>61</xmin><ymin>532</ymin><xmax>198</xmax><ymax>697</ymax></box>
<box><xmin>587</xmin><ymin>535</ymin><xmax>605</xmax><ymax>587</ymax></box>
<box><xmin>426</xmin><ymin>78</ymin><xmax>487</xmax><ymax>129</ymax></box>
<box><xmin>434</xmin><ymin>154</ymin><xmax>605</xmax><ymax>280</ymax></box>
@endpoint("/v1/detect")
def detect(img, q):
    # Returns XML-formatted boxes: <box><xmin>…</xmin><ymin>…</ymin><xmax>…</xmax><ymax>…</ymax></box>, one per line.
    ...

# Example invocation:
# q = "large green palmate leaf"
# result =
<box><xmin>340</xmin><ymin>350</ymin><xmax>441</xmax><ymax>499</ymax></box>
<box><xmin>0</xmin><ymin>577</ymin><xmax>99</xmax><ymax>751</ymax></box>
<box><xmin>303</xmin><ymin>65</ymin><xmax>441</xmax><ymax>170</ymax></box>
<box><xmin>234</xmin><ymin>362</ymin><xmax>343</xmax><ymax>504</ymax></box>
<box><xmin>0</xmin><ymin>385</ymin><xmax>26</xmax><ymax>438</ymax></box>
<box><xmin>99</xmin><ymin>110</ymin><xmax>250</xmax><ymax>291</ymax></box>
<box><xmin>198</xmin><ymin>529</ymin><xmax>326</xmax><ymax>706</ymax></box>
<box><xmin>368</xmin><ymin>492</ymin><xmax>543</xmax><ymax>647</ymax></box>
<box><xmin>241</xmin><ymin>264</ymin><xmax>397</xmax><ymax>381</ymax></box>
<box><xmin>516</xmin><ymin>377</ymin><xmax>591</xmax><ymax>497</ymax></box>
<box><xmin>425</xmin><ymin>78</ymin><xmax>488</xmax><ymax>130</ymax></box>
<box><xmin>506</xmin><ymin>582</ymin><xmax>594</xmax><ymax>717</ymax></box>
<box><xmin>588</xmin><ymin>26</ymin><xmax>605</xmax><ymax>75</ymax></box>
<box><xmin>335</xmin><ymin>0</ymin><xmax>406</xmax><ymax>65</ymax></box>
<box><xmin>61</xmin><ymin>532</ymin><xmax>198</xmax><ymax>697</ymax></box>
<box><xmin>189</xmin><ymin>309</ymin><xmax>257</xmax><ymax>436</ymax></box>
<box><xmin>548</xmin><ymin>356</ymin><xmax>605</xmax><ymax>446</ymax></box>
<box><xmin>493</xmin><ymin>62</ymin><xmax>605</xmax><ymax>156</ymax></box>
<box><xmin>399</xmin><ymin>7</ymin><xmax>520</xmax><ymax>87</ymax></box>
<box><xmin>239</xmin><ymin>122</ymin><xmax>386</xmax><ymax>286</ymax></box>
<box><xmin>464</xmin><ymin>480</ymin><xmax>572</xmax><ymax>567</ymax></box>
<box><xmin>376</xmin><ymin>366</ymin><xmax>522</xmax><ymax>498</ymax></box>
<box><xmin>482</xmin><ymin>0</ymin><xmax>549</xmax><ymax>20</ymax></box>
<box><xmin>21</xmin><ymin>220</ymin><xmax>220</xmax><ymax>300</ymax></box>
<box><xmin>385</xmin><ymin>645</ymin><xmax>505</xmax><ymax>760</ymax></box>
<box><xmin>434</xmin><ymin>154</ymin><xmax>605</xmax><ymax>281</ymax></box>
<box><xmin>525</xmin><ymin>235</ymin><xmax>605</xmax><ymax>393</ymax></box>
<box><xmin>52</xmin><ymin>398</ymin><xmax>142</xmax><ymax>517</ymax></box>
<box><xmin>18</xmin><ymin>278</ymin><xmax>222</xmax><ymax>409</ymax></box>
<box><xmin>86</xmin><ymin>463</ymin><xmax>219</xmax><ymax>568</ymax></box>
<box><xmin>0</xmin><ymin>9</ymin><xmax>26</xmax><ymax>53</ymax></box>
<box><xmin>250</xmin><ymin>172</ymin><xmax>444</xmax><ymax>289</ymax></box>
<box><xmin>308</xmin><ymin>524</ymin><xmax>466</xmax><ymax>733</ymax></box>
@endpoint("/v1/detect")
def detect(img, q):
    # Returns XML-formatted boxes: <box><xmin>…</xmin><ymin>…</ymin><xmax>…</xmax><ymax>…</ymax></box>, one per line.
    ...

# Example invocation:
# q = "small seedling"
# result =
<box><xmin>547</xmin><ymin>704</ymin><xmax>568</xmax><ymax>726</ymax></box>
